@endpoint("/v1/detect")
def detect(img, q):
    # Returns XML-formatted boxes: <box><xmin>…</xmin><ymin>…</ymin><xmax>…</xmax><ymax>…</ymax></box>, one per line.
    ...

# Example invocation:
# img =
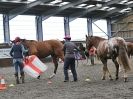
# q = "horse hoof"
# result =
<box><xmin>110</xmin><ymin>78</ymin><xmax>113</xmax><ymax>81</ymax></box>
<box><xmin>37</xmin><ymin>75</ymin><xmax>40</xmax><ymax>79</ymax></box>
<box><xmin>124</xmin><ymin>78</ymin><xmax>128</xmax><ymax>82</ymax></box>
<box><xmin>102</xmin><ymin>77</ymin><xmax>105</xmax><ymax>80</ymax></box>
<box><xmin>49</xmin><ymin>73</ymin><xmax>56</xmax><ymax>79</ymax></box>
<box><xmin>109</xmin><ymin>75</ymin><xmax>113</xmax><ymax>81</ymax></box>
<box><xmin>115</xmin><ymin>77</ymin><xmax>119</xmax><ymax>80</ymax></box>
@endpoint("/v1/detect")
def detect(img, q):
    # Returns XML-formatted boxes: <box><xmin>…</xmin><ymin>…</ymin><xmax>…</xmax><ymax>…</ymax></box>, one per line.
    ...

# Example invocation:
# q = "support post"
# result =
<box><xmin>3</xmin><ymin>14</ymin><xmax>10</xmax><ymax>43</ymax></box>
<box><xmin>64</xmin><ymin>17</ymin><xmax>70</xmax><ymax>36</ymax></box>
<box><xmin>35</xmin><ymin>16</ymin><xmax>43</xmax><ymax>41</ymax></box>
<box><xmin>87</xmin><ymin>18</ymin><xmax>93</xmax><ymax>36</ymax></box>
<box><xmin>107</xmin><ymin>18</ymin><xmax>112</xmax><ymax>38</ymax></box>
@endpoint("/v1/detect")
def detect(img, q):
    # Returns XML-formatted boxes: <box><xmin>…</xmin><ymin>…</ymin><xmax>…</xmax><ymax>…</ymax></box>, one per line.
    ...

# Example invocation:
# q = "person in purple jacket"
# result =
<box><xmin>10</xmin><ymin>37</ymin><xmax>28</xmax><ymax>84</ymax></box>
<box><xmin>63</xmin><ymin>35</ymin><xmax>79</xmax><ymax>82</ymax></box>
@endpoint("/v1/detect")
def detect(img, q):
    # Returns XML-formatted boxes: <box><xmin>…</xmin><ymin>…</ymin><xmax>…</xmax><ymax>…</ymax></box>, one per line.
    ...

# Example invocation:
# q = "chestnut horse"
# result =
<box><xmin>86</xmin><ymin>35</ymin><xmax>131</xmax><ymax>82</ymax></box>
<box><xmin>118</xmin><ymin>41</ymin><xmax>133</xmax><ymax>72</ymax></box>
<box><xmin>126</xmin><ymin>42</ymin><xmax>133</xmax><ymax>58</ymax></box>
<box><xmin>20</xmin><ymin>39</ymin><xmax>64</xmax><ymax>78</ymax></box>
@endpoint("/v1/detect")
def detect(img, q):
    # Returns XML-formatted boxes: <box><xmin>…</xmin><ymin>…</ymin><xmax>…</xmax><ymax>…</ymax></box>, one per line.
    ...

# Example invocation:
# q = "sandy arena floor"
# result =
<box><xmin>0</xmin><ymin>58</ymin><xmax>133</xmax><ymax>99</ymax></box>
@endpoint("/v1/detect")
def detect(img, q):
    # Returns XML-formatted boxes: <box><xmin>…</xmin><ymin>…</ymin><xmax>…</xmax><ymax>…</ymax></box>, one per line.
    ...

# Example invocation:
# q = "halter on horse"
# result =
<box><xmin>86</xmin><ymin>35</ymin><xmax>131</xmax><ymax>82</ymax></box>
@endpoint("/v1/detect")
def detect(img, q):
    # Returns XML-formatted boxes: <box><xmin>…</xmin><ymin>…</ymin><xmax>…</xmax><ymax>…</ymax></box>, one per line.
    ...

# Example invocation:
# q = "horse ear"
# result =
<box><xmin>10</xmin><ymin>40</ymin><xmax>15</xmax><ymax>44</ymax></box>
<box><xmin>86</xmin><ymin>34</ymin><xmax>93</xmax><ymax>40</ymax></box>
<box><xmin>85</xmin><ymin>35</ymin><xmax>88</xmax><ymax>39</ymax></box>
<box><xmin>20</xmin><ymin>39</ymin><xmax>26</xmax><ymax>42</ymax></box>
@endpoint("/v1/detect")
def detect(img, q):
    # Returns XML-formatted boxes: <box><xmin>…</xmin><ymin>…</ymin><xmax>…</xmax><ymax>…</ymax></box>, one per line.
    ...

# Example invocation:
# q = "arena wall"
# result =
<box><xmin>111</xmin><ymin>14</ymin><xmax>133</xmax><ymax>42</ymax></box>
<box><xmin>0</xmin><ymin>43</ymin><xmax>12</xmax><ymax>67</ymax></box>
<box><xmin>0</xmin><ymin>43</ymin><xmax>52</xmax><ymax>67</ymax></box>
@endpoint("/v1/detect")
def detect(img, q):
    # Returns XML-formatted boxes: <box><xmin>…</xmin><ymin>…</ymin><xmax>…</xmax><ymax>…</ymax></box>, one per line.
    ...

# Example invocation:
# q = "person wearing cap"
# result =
<box><xmin>10</xmin><ymin>37</ymin><xmax>28</xmax><ymax>84</ymax></box>
<box><xmin>63</xmin><ymin>35</ymin><xmax>79</xmax><ymax>82</ymax></box>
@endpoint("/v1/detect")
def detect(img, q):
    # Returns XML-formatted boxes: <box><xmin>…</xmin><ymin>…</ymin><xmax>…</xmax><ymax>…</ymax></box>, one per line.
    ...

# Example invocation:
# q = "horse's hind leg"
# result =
<box><xmin>124</xmin><ymin>69</ymin><xmax>128</xmax><ymax>82</ymax></box>
<box><xmin>112</xmin><ymin>58</ymin><xmax>119</xmax><ymax>80</ymax></box>
<box><xmin>49</xmin><ymin>56</ymin><xmax>58</xmax><ymax>78</ymax></box>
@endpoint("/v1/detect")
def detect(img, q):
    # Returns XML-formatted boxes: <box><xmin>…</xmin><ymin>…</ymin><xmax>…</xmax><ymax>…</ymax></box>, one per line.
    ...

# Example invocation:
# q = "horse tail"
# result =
<box><xmin>117</xmin><ymin>38</ymin><xmax>131</xmax><ymax>71</ymax></box>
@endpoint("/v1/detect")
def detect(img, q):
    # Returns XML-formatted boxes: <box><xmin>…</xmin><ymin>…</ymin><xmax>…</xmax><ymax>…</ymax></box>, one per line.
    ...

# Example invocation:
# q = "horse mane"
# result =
<box><xmin>21</xmin><ymin>39</ymin><xmax>63</xmax><ymax>48</ymax></box>
<box><xmin>92</xmin><ymin>36</ymin><xmax>106</xmax><ymax>41</ymax></box>
<box><xmin>21</xmin><ymin>39</ymin><xmax>37</xmax><ymax>42</ymax></box>
<box><xmin>87</xmin><ymin>36</ymin><xmax>106</xmax><ymax>49</ymax></box>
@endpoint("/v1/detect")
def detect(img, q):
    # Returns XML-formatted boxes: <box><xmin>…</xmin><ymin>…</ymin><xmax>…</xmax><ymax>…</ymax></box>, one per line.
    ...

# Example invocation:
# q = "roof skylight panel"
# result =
<box><xmin>85</xmin><ymin>5</ymin><xmax>95</xmax><ymax>8</ymax></box>
<box><xmin>96</xmin><ymin>4</ymin><xmax>102</xmax><ymax>7</ymax></box>
<box><xmin>99</xmin><ymin>6</ymin><xmax>109</xmax><ymax>10</ymax></box>
<box><xmin>28</xmin><ymin>0</ymin><xmax>36</xmax><ymax>2</ymax></box>
<box><xmin>95</xmin><ymin>0</ymin><xmax>102</xmax><ymax>1</ymax></box>
<box><xmin>106</xmin><ymin>7</ymin><xmax>116</xmax><ymax>11</ymax></box>
<box><xmin>58</xmin><ymin>2</ymin><xmax>69</xmax><ymax>6</ymax></box>
<box><xmin>78</xmin><ymin>4</ymin><xmax>87</xmax><ymax>7</ymax></box>
<box><xmin>119</xmin><ymin>0</ymin><xmax>128</xmax><ymax>4</ymax></box>
<box><xmin>48</xmin><ymin>0</ymin><xmax>62</xmax><ymax>6</ymax></box>
<box><xmin>119</xmin><ymin>7</ymin><xmax>132</xmax><ymax>13</ymax></box>
<box><xmin>126</xmin><ymin>1</ymin><xmax>133</xmax><ymax>4</ymax></box>
<box><xmin>50</xmin><ymin>0</ymin><xmax>59</xmax><ymax>4</ymax></box>
<box><xmin>104</xmin><ymin>0</ymin><xmax>111</xmax><ymax>2</ymax></box>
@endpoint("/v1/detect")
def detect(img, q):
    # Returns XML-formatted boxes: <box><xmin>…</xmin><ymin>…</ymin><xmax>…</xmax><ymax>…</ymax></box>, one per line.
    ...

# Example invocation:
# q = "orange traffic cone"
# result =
<box><xmin>0</xmin><ymin>76</ymin><xmax>7</xmax><ymax>90</ymax></box>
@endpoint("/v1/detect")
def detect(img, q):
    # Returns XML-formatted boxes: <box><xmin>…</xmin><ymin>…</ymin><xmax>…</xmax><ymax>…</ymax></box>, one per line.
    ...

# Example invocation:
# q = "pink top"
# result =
<box><xmin>89</xmin><ymin>46</ymin><xmax>96</xmax><ymax>55</ymax></box>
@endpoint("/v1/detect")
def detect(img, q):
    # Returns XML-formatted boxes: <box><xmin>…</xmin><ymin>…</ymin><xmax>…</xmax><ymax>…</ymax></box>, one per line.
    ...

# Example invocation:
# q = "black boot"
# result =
<box><xmin>20</xmin><ymin>72</ymin><xmax>25</xmax><ymax>83</ymax></box>
<box><xmin>14</xmin><ymin>73</ymin><xmax>20</xmax><ymax>84</ymax></box>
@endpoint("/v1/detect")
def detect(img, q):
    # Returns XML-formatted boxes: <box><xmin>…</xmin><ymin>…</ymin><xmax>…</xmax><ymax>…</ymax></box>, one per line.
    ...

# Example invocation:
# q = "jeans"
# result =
<box><xmin>13</xmin><ymin>58</ymin><xmax>24</xmax><ymax>73</ymax></box>
<box><xmin>64</xmin><ymin>57</ymin><xmax>77</xmax><ymax>81</ymax></box>
<box><xmin>90</xmin><ymin>55</ymin><xmax>95</xmax><ymax>65</ymax></box>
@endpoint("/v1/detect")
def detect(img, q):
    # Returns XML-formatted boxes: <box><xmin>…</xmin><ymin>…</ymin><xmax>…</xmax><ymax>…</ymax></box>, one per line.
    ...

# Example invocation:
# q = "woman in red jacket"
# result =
<box><xmin>89</xmin><ymin>46</ymin><xmax>96</xmax><ymax>65</ymax></box>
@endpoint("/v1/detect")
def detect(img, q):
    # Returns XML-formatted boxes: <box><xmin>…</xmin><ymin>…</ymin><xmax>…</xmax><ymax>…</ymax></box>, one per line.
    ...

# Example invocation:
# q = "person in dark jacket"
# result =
<box><xmin>10</xmin><ymin>37</ymin><xmax>28</xmax><ymax>84</ymax></box>
<box><xmin>63</xmin><ymin>35</ymin><xmax>79</xmax><ymax>82</ymax></box>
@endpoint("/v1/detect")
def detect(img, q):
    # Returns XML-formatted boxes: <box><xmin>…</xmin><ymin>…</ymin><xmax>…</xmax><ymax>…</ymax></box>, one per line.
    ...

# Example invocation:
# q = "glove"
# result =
<box><xmin>24</xmin><ymin>56</ymin><xmax>29</xmax><ymax>64</ymax></box>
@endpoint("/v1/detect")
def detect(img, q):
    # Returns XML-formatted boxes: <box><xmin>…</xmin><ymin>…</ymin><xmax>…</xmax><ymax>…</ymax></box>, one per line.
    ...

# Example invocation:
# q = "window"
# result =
<box><xmin>70</xmin><ymin>18</ymin><xmax>88</xmax><ymax>41</ymax></box>
<box><xmin>43</xmin><ymin>17</ymin><xmax>64</xmax><ymax>41</ymax></box>
<box><xmin>92</xmin><ymin>20</ymin><xmax>108</xmax><ymax>38</ymax></box>
<box><xmin>10</xmin><ymin>15</ymin><xmax>36</xmax><ymax>40</ymax></box>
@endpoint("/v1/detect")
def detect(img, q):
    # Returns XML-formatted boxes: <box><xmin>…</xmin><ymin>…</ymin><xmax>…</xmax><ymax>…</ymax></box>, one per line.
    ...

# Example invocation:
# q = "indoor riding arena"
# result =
<box><xmin>1</xmin><ymin>59</ymin><xmax>133</xmax><ymax>99</ymax></box>
<box><xmin>0</xmin><ymin>0</ymin><xmax>133</xmax><ymax>99</ymax></box>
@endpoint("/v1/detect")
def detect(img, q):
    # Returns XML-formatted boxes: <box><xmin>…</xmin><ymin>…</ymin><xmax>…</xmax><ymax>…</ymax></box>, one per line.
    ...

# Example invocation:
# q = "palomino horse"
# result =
<box><xmin>86</xmin><ymin>35</ymin><xmax>131</xmax><ymax>82</ymax></box>
<box><xmin>20</xmin><ymin>39</ymin><xmax>64</xmax><ymax>78</ymax></box>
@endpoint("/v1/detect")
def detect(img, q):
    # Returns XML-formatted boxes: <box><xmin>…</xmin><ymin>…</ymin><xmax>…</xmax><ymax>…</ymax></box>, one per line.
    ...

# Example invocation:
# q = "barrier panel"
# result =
<box><xmin>0</xmin><ymin>43</ymin><xmax>12</xmax><ymax>67</ymax></box>
<box><xmin>23</xmin><ymin>55</ymin><xmax>47</xmax><ymax>78</ymax></box>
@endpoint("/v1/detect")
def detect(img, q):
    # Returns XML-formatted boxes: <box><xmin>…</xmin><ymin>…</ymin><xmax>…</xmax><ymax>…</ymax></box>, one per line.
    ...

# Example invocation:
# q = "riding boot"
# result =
<box><xmin>14</xmin><ymin>73</ymin><xmax>20</xmax><ymax>84</ymax></box>
<box><xmin>20</xmin><ymin>72</ymin><xmax>25</xmax><ymax>83</ymax></box>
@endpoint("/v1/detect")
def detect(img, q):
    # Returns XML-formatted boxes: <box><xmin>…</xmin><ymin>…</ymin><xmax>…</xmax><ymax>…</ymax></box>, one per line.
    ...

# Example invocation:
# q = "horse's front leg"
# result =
<box><xmin>49</xmin><ymin>56</ymin><xmax>58</xmax><ymax>79</ymax></box>
<box><xmin>101</xmin><ymin>59</ymin><xmax>113</xmax><ymax>80</ymax></box>
<box><xmin>112</xmin><ymin>58</ymin><xmax>119</xmax><ymax>80</ymax></box>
